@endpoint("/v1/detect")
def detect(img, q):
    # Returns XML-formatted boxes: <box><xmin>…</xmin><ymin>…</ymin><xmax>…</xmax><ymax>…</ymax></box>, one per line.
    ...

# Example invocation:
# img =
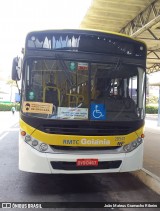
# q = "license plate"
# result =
<box><xmin>76</xmin><ymin>159</ymin><xmax>98</xmax><ymax>166</ymax></box>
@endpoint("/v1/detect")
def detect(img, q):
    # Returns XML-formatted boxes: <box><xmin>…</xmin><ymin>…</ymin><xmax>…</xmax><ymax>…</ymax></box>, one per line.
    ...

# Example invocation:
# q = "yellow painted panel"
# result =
<box><xmin>20</xmin><ymin>119</ymin><xmax>144</xmax><ymax>147</ymax></box>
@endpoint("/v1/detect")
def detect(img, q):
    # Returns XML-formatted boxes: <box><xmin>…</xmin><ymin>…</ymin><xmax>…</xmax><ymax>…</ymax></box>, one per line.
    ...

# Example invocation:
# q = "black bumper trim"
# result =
<box><xmin>50</xmin><ymin>160</ymin><xmax>122</xmax><ymax>171</ymax></box>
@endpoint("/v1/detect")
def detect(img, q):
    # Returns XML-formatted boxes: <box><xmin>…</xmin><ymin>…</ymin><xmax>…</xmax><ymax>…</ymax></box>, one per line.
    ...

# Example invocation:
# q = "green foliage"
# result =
<box><xmin>0</xmin><ymin>103</ymin><xmax>20</xmax><ymax>111</ymax></box>
<box><xmin>146</xmin><ymin>96</ymin><xmax>158</xmax><ymax>105</ymax></box>
<box><xmin>146</xmin><ymin>105</ymin><xmax>158</xmax><ymax>114</ymax></box>
<box><xmin>0</xmin><ymin>103</ymin><xmax>158</xmax><ymax>114</ymax></box>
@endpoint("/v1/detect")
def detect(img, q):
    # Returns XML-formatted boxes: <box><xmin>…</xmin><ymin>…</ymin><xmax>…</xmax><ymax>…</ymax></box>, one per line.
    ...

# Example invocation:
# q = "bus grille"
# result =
<box><xmin>50</xmin><ymin>146</ymin><xmax>120</xmax><ymax>151</ymax></box>
<box><xmin>40</xmin><ymin>124</ymin><xmax>131</xmax><ymax>136</ymax></box>
<box><xmin>50</xmin><ymin>160</ymin><xmax>122</xmax><ymax>171</ymax></box>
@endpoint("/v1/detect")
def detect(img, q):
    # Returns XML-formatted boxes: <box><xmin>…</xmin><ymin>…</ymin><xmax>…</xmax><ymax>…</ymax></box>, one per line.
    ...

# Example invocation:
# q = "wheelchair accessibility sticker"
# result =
<box><xmin>90</xmin><ymin>104</ymin><xmax>106</xmax><ymax>120</ymax></box>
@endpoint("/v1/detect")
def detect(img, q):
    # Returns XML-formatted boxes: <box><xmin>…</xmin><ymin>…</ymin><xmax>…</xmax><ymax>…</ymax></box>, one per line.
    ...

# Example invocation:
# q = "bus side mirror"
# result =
<box><xmin>12</xmin><ymin>57</ymin><xmax>21</xmax><ymax>81</ymax></box>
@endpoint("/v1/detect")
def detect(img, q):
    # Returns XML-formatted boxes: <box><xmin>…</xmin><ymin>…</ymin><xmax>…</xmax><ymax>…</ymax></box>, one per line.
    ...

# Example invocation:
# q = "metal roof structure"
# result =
<box><xmin>80</xmin><ymin>0</ymin><xmax>160</xmax><ymax>74</ymax></box>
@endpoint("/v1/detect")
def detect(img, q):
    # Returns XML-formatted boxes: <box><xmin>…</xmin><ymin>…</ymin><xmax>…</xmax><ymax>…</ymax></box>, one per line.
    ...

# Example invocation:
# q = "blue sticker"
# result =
<box><xmin>90</xmin><ymin>104</ymin><xmax>106</xmax><ymax>120</ymax></box>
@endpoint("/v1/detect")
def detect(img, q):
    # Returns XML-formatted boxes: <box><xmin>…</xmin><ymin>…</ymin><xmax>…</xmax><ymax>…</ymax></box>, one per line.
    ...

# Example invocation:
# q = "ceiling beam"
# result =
<box><xmin>119</xmin><ymin>0</ymin><xmax>160</xmax><ymax>73</ymax></box>
<box><xmin>120</xmin><ymin>0</ymin><xmax>160</xmax><ymax>40</ymax></box>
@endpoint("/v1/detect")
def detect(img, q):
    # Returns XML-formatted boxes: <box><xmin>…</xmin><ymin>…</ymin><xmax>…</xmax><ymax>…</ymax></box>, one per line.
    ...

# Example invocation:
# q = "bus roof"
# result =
<box><xmin>26</xmin><ymin>28</ymin><xmax>146</xmax><ymax>47</ymax></box>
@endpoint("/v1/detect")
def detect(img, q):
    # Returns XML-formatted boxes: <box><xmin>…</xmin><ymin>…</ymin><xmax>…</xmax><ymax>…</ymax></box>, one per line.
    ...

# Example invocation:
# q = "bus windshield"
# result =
<box><xmin>22</xmin><ymin>58</ymin><xmax>145</xmax><ymax>121</ymax></box>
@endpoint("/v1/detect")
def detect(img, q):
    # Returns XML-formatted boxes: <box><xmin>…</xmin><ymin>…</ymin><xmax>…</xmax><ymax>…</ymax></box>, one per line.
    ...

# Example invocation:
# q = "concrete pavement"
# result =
<box><xmin>144</xmin><ymin>114</ymin><xmax>160</xmax><ymax>177</ymax></box>
<box><xmin>131</xmin><ymin>114</ymin><xmax>160</xmax><ymax>195</ymax></box>
<box><xmin>0</xmin><ymin>111</ymin><xmax>19</xmax><ymax>135</ymax></box>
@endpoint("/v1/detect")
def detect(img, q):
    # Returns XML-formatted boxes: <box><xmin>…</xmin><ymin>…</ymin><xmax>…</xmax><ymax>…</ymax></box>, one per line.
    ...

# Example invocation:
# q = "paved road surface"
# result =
<box><xmin>144</xmin><ymin>115</ymin><xmax>160</xmax><ymax>177</ymax></box>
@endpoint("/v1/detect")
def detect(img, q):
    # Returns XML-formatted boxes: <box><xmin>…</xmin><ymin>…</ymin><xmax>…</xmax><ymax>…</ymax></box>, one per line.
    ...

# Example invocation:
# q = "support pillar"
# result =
<box><xmin>158</xmin><ymin>86</ymin><xmax>160</xmax><ymax>126</ymax></box>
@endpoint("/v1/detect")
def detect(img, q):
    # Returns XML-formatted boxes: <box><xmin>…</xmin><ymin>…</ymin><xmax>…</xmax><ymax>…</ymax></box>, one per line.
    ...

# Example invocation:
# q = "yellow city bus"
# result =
<box><xmin>12</xmin><ymin>29</ymin><xmax>146</xmax><ymax>174</ymax></box>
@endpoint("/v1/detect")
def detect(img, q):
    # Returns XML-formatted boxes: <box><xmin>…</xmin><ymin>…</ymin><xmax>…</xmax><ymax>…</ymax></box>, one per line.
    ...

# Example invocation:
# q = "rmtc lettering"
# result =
<box><xmin>63</xmin><ymin>140</ymin><xmax>79</xmax><ymax>144</ymax></box>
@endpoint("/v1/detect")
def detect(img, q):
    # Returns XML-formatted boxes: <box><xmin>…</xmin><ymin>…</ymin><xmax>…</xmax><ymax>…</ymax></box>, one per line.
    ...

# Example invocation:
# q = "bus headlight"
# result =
<box><xmin>25</xmin><ymin>135</ymin><xmax>31</xmax><ymax>142</ymax></box>
<box><xmin>32</xmin><ymin>140</ymin><xmax>39</xmax><ymax>147</ymax></box>
<box><xmin>23</xmin><ymin>133</ymin><xmax>51</xmax><ymax>153</ymax></box>
<box><xmin>39</xmin><ymin>143</ymin><xmax>48</xmax><ymax>152</ymax></box>
<box><xmin>123</xmin><ymin>137</ymin><xmax>143</xmax><ymax>153</ymax></box>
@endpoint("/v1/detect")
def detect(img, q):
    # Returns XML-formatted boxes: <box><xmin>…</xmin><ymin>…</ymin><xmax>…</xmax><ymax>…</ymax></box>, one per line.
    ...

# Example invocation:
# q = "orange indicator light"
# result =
<box><xmin>21</xmin><ymin>131</ymin><xmax>26</xmax><ymax>136</ymax></box>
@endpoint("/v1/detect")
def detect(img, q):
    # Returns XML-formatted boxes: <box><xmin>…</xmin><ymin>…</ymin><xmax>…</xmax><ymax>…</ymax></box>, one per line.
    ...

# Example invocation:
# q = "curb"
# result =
<box><xmin>131</xmin><ymin>168</ymin><xmax>160</xmax><ymax>195</ymax></box>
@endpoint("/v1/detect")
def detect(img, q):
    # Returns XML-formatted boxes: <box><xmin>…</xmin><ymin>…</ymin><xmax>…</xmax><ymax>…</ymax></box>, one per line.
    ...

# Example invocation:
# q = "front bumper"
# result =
<box><xmin>19</xmin><ymin>136</ymin><xmax>143</xmax><ymax>174</ymax></box>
